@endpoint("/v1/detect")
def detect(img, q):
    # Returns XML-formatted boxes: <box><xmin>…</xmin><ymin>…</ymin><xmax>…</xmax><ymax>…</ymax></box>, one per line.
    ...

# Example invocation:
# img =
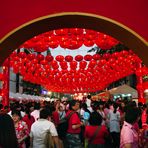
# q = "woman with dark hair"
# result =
<box><xmin>108</xmin><ymin>102</ymin><xmax>120</xmax><ymax>148</ymax></box>
<box><xmin>120</xmin><ymin>107</ymin><xmax>140</xmax><ymax>148</ymax></box>
<box><xmin>12</xmin><ymin>110</ymin><xmax>29</xmax><ymax>148</ymax></box>
<box><xmin>22</xmin><ymin>107</ymin><xmax>35</xmax><ymax>147</ymax></box>
<box><xmin>66</xmin><ymin>100</ymin><xmax>84</xmax><ymax>148</ymax></box>
<box><xmin>84</xmin><ymin>111</ymin><xmax>108</xmax><ymax>148</ymax></box>
<box><xmin>0</xmin><ymin>114</ymin><xmax>18</xmax><ymax>148</ymax></box>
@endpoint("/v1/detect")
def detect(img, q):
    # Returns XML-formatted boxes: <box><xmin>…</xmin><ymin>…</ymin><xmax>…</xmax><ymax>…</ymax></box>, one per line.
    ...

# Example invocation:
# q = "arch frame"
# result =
<box><xmin>0</xmin><ymin>12</ymin><xmax>148</xmax><ymax>65</ymax></box>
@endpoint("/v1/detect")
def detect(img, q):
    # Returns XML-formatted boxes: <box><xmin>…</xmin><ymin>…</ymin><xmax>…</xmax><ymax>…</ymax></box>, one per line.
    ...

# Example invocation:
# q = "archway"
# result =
<box><xmin>0</xmin><ymin>12</ymin><xmax>148</xmax><ymax>65</ymax></box>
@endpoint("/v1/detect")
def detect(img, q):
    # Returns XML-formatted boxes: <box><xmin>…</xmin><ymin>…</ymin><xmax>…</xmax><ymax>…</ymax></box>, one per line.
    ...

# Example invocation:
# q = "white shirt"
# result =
<box><xmin>31</xmin><ymin>110</ymin><xmax>40</xmax><ymax>121</ymax></box>
<box><xmin>30</xmin><ymin>119</ymin><xmax>58</xmax><ymax>148</ymax></box>
<box><xmin>108</xmin><ymin>110</ymin><xmax>120</xmax><ymax>133</ymax></box>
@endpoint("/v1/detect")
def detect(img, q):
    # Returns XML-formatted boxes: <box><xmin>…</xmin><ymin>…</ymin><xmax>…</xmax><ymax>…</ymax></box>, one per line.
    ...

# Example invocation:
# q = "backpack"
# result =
<box><xmin>44</xmin><ymin>130</ymin><xmax>54</xmax><ymax>148</ymax></box>
<box><xmin>57</xmin><ymin>111</ymin><xmax>75</xmax><ymax>139</ymax></box>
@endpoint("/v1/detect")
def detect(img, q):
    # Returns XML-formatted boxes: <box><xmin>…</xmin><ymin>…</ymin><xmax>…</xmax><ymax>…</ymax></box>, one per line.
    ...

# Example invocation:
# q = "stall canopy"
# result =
<box><xmin>109</xmin><ymin>84</ymin><xmax>138</xmax><ymax>98</ymax></box>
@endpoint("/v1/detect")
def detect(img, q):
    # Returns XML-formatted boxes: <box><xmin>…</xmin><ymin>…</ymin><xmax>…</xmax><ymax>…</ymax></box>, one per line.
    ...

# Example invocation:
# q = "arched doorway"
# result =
<box><xmin>0</xmin><ymin>12</ymin><xmax>148</xmax><ymax>65</ymax></box>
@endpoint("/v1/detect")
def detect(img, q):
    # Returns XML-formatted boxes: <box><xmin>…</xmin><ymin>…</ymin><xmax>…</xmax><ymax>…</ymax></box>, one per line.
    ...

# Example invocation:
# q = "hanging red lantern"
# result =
<box><xmin>55</xmin><ymin>29</ymin><xmax>69</xmax><ymax>35</ymax></box>
<box><xmin>88</xmin><ymin>60</ymin><xmax>97</xmax><ymax>68</ymax></box>
<box><xmin>69</xmin><ymin>28</ymin><xmax>83</xmax><ymax>35</ymax></box>
<box><xmin>70</xmin><ymin>61</ymin><xmax>77</xmax><ymax>69</ymax></box>
<box><xmin>92</xmin><ymin>54</ymin><xmax>100</xmax><ymax>60</ymax></box>
<box><xmin>84</xmin><ymin>55</ymin><xmax>92</xmax><ymax>61</ymax></box>
<box><xmin>83</xmin><ymin>39</ymin><xmax>94</xmax><ymax>47</ymax></box>
<box><xmin>60</xmin><ymin>61</ymin><xmax>68</xmax><ymax>70</ymax></box>
<box><xmin>18</xmin><ymin>52</ymin><xmax>27</xmax><ymax>59</ymax></box>
<box><xmin>65</xmin><ymin>55</ymin><xmax>73</xmax><ymax>62</ymax></box>
<box><xmin>55</xmin><ymin>55</ymin><xmax>64</xmax><ymax>62</ymax></box>
<box><xmin>36</xmin><ymin>54</ymin><xmax>44</xmax><ymax>61</ymax></box>
<box><xmin>75</xmin><ymin>55</ymin><xmax>83</xmax><ymax>62</ymax></box>
<box><xmin>45</xmin><ymin>55</ymin><xmax>53</xmax><ymax>62</ymax></box>
<box><xmin>79</xmin><ymin>61</ymin><xmax>87</xmax><ymax>69</ymax></box>
<box><xmin>40</xmin><ymin>59</ymin><xmax>48</xmax><ymax>65</ymax></box>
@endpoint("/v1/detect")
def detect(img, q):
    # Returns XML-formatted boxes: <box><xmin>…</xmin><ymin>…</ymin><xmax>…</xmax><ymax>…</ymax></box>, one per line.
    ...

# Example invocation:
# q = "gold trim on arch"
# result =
<box><xmin>0</xmin><ymin>12</ymin><xmax>148</xmax><ymax>46</ymax></box>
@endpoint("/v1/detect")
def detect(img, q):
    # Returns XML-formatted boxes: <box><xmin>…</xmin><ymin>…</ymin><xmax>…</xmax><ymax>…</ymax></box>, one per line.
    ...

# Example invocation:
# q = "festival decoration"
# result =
<box><xmin>9</xmin><ymin>49</ymin><xmax>143</xmax><ymax>94</ymax></box>
<box><xmin>20</xmin><ymin>28</ymin><xmax>119</xmax><ymax>52</ymax></box>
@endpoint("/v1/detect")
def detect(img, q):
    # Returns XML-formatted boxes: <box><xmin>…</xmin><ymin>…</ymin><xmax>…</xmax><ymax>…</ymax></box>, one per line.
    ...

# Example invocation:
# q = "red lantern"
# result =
<box><xmin>55</xmin><ymin>29</ymin><xmax>69</xmax><ymax>35</ymax></box>
<box><xmin>65</xmin><ymin>55</ymin><xmax>73</xmax><ymax>62</ymax></box>
<box><xmin>79</xmin><ymin>61</ymin><xmax>87</xmax><ymax>69</ymax></box>
<box><xmin>75</xmin><ymin>55</ymin><xmax>83</xmax><ymax>62</ymax></box>
<box><xmin>92</xmin><ymin>54</ymin><xmax>100</xmax><ymax>60</ymax></box>
<box><xmin>37</xmin><ymin>54</ymin><xmax>44</xmax><ymax>61</ymax></box>
<box><xmin>70</xmin><ymin>61</ymin><xmax>77</xmax><ymax>69</ymax></box>
<box><xmin>46</xmin><ymin>55</ymin><xmax>53</xmax><ymax>62</ymax></box>
<box><xmin>84</xmin><ymin>55</ymin><xmax>92</xmax><ymax>61</ymax></box>
<box><xmin>56</xmin><ymin>55</ymin><xmax>64</xmax><ymax>62</ymax></box>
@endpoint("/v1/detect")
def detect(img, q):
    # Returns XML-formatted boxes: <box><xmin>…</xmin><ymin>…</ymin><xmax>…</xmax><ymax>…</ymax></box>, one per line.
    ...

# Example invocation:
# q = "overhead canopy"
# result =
<box><xmin>109</xmin><ymin>84</ymin><xmax>138</xmax><ymax>98</ymax></box>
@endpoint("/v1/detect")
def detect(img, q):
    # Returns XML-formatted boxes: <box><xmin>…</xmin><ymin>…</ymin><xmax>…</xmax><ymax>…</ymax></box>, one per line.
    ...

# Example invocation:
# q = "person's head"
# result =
<box><xmin>125</xmin><ymin>107</ymin><xmax>140</xmax><ymax>124</ymax></box>
<box><xmin>69</xmin><ymin>100</ymin><xmax>80</xmax><ymax>111</ymax></box>
<box><xmin>34</xmin><ymin>102</ymin><xmax>40</xmax><ymax>110</ymax></box>
<box><xmin>0</xmin><ymin>114</ymin><xmax>18</xmax><ymax>148</ymax></box>
<box><xmin>40</xmin><ymin>108</ymin><xmax>51</xmax><ymax>119</ymax></box>
<box><xmin>113</xmin><ymin>102</ymin><xmax>118</xmax><ymax>113</ymax></box>
<box><xmin>121</xmin><ymin>102</ymin><xmax>125</xmax><ymax>108</ymax></box>
<box><xmin>87</xmin><ymin>95</ymin><xmax>91</xmax><ymax>100</ymax></box>
<box><xmin>98</xmin><ymin>101</ymin><xmax>104</xmax><ymax>110</ymax></box>
<box><xmin>58</xmin><ymin>106</ymin><xmax>64</xmax><ymax>112</ymax></box>
<box><xmin>89</xmin><ymin>111</ymin><xmax>102</xmax><ymax>126</ymax></box>
<box><xmin>11</xmin><ymin>110</ymin><xmax>22</xmax><ymax>123</ymax></box>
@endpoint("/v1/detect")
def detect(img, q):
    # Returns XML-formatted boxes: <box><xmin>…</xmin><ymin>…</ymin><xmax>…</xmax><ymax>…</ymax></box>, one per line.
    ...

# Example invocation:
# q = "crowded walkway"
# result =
<box><xmin>0</xmin><ymin>95</ymin><xmax>148</xmax><ymax>148</ymax></box>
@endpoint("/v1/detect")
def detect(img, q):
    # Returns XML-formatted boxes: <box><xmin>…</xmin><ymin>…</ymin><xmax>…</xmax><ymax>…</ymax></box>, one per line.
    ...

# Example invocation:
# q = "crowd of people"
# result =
<box><xmin>0</xmin><ymin>95</ymin><xmax>148</xmax><ymax>148</ymax></box>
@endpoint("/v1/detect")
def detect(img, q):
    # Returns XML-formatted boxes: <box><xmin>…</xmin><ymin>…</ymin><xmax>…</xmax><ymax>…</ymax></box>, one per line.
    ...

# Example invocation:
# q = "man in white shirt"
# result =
<box><xmin>30</xmin><ymin>108</ymin><xmax>59</xmax><ymax>148</ymax></box>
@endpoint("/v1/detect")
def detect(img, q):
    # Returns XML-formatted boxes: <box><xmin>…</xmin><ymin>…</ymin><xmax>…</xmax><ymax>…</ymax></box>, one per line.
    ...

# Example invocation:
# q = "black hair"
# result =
<box><xmin>113</xmin><ymin>103</ymin><xmax>118</xmax><ymax>114</ymax></box>
<box><xmin>40</xmin><ymin>108</ymin><xmax>51</xmax><ymax>119</ymax></box>
<box><xmin>34</xmin><ymin>102</ymin><xmax>40</xmax><ymax>110</ymax></box>
<box><xmin>11</xmin><ymin>110</ymin><xmax>22</xmax><ymax>119</ymax></box>
<box><xmin>87</xmin><ymin>95</ymin><xmax>91</xmax><ymax>99</ymax></box>
<box><xmin>0</xmin><ymin>114</ymin><xmax>18</xmax><ymax>148</ymax></box>
<box><xmin>125</xmin><ymin>107</ymin><xmax>140</xmax><ymax>124</ymax></box>
<box><xmin>89</xmin><ymin>111</ymin><xmax>102</xmax><ymax>126</ymax></box>
<box><xmin>25</xmin><ymin>107</ymin><xmax>31</xmax><ymax>119</ymax></box>
<box><xmin>69</xmin><ymin>100</ymin><xmax>79</xmax><ymax>110</ymax></box>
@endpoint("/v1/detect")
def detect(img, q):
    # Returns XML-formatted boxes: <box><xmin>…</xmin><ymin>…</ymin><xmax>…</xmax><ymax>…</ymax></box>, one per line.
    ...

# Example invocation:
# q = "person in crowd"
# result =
<box><xmin>108</xmin><ymin>102</ymin><xmax>120</xmax><ymax>148</ymax></box>
<box><xmin>31</xmin><ymin>102</ymin><xmax>40</xmax><ymax>121</ymax></box>
<box><xmin>84</xmin><ymin>111</ymin><xmax>109</xmax><ymax>147</ymax></box>
<box><xmin>66</xmin><ymin>100</ymin><xmax>84</xmax><ymax>148</ymax></box>
<box><xmin>12</xmin><ymin>110</ymin><xmax>29</xmax><ymax>148</ymax></box>
<box><xmin>120</xmin><ymin>107</ymin><xmax>140</xmax><ymax>148</ymax></box>
<box><xmin>52</xmin><ymin>105</ymin><xmax>60</xmax><ymax>127</ymax></box>
<box><xmin>86</xmin><ymin>95</ymin><xmax>93</xmax><ymax>112</ymax></box>
<box><xmin>97</xmin><ymin>101</ymin><xmax>106</xmax><ymax>125</ymax></box>
<box><xmin>81</xmin><ymin>103</ymin><xmax>91</xmax><ymax>125</ymax></box>
<box><xmin>0</xmin><ymin>113</ymin><xmax>19</xmax><ymax>148</ymax></box>
<box><xmin>22</xmin><ymin>107</ymin><xmax>35</xmax><ymax>148</ymax></box>
<box><xmin>58</xmin><ymin>105</ymin><xmax>66</xmax><ymax>121</ymax></box>
<box><xmin>118</xmin><ymin>101</ymin><xmax>125</xmax><ymax>127</ymax></box>
<box><xmin>30</xmin><ymin>108</ymin><xmax>60</xmax><ymax>148</ymax></box>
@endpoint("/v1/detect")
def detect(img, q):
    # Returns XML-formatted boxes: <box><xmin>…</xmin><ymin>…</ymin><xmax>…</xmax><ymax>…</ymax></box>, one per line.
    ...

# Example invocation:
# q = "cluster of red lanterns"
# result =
<box><xmin>9</xmin><ymin>50</ymin><xmax>142</xmax><ymax>93</ymax></box>
<box><xmin>20</xmin><ymin>28</ymin><xmax>119</xmax><ymax>52</ymax></box>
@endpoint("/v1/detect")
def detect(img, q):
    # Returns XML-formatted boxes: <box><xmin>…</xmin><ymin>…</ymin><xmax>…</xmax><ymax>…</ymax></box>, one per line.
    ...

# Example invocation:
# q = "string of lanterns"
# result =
<box><xmin>20</xmin><ymin>28</ymin><xmax>119</xmax><ymax>52</ymax></box>
<box><xmin>9</xmin><ymin>50</ymin><xmax>143</xmax><ymax>93</ymax></box>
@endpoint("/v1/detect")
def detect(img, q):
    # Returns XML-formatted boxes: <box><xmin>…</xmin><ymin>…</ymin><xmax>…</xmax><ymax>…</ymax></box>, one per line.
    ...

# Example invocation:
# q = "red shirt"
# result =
<box><xmin>22</xmin><ymin>114</ymin><xmax>35</xmax><ymax>132</ymax></box>
<box><xmin>52</xmin><ymin>111</ymin><xmax>60</xmax><ymax>126</ymax></box>
<box><xmin>66</xmin><ymin>110</ymin><xmax>81</xmax><ymax>134</ymax></box>
<box><xmin>84</xmin><ymin>125</ymin><xmax>108</xmax><ymax>144</ymax></box>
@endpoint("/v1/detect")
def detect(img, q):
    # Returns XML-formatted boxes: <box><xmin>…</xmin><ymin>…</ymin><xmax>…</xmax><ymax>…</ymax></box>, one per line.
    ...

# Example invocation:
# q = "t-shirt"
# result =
<box><xmin>30</xmin><ymin>119</ymin><xmax>58</xmax><ymax>148</ymax></box>
<box><xmin>66</xmin><ymin>111</ymin><xmax>81</xmax><ymax>134</ymax></box>
<box><xmin>84</xmin><ymin>125</ymin><xmax>108</xmax><ymax>144</ymax></box>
